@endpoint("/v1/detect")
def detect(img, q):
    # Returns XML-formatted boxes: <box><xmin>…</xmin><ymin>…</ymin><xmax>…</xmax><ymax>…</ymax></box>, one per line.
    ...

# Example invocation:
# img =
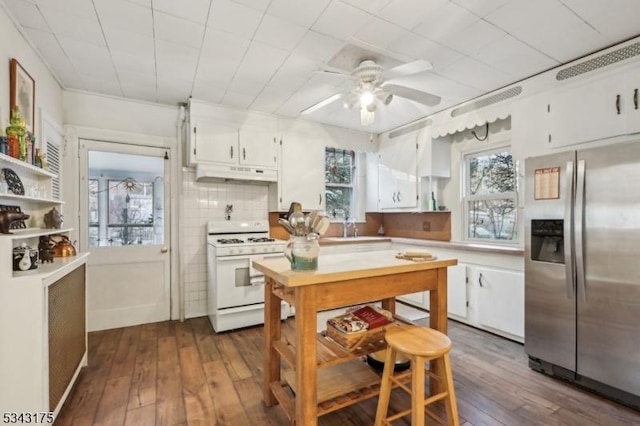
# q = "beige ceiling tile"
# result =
<box><xmin>121</xmin><ymin>82</ymin><xmax>157</xmax><ymax>103</ymax></box>
<box><xmin>439</xmin><ymin>19</ymin><xmax>505</xmax><ymax>56</ymax></box>
<box><xmin>57</xmin><ymin>35</ymin><xmax>111</xmax><ymax>64</ymax></box>
<box><xmin>111</xmin><ymin>51</ymin><xmax>155</xmax><ymax>74</ymax></box>
<box><xmin>413</xmin><ymin>2</ymin><xmax>478</xmax><ymax>42</ymax></box>
<box><xmin>208</xmin><ymin>0</ymin><xmax>262</xmax><ymax>40</ymax></box>
<box><xmin>253</xmin><ymin>14</ymin><xmax>307</xmax><ymax>51</ymax></box>
<box><xmin>312</xmin><ymin>1</ymin><xmax>371</xmax><ymax>41</ymax></box>
<box><xmin>227</xmin><ymin>76</ymin><xmax>266</xmax><ymax>97</ymax></box>
<box><xmin>153</xmin><ymin>0</ymin><xmax>211</xmax><ymax>24</ymax></box>
<box><xmin>451</xmin><ymin>0</ymin><xmax>510</xmax><ymax>17</ymax></box>
<box><xmin>236</xmin><ymin>41</ymin><xmax>290</xmax><ymax>82</ymax></box>
<box><xmin>192</xmin><ymin>80</ymin><xmax>226</xmax><ymax>104</ymax></box>
<box><xmin>230</xmin><ymin>0</ymin><xmax>270</xmax><ymax>12</ymax></box>
<box><xmin>4</xmin><ymin>0</ymin><xmax>48</xmax><ymax>30</ymax></box>
<box><xmin>200</xmin><ymin>28</ymin><xmax>249</xmax><ymax>61</ymax></box>
<box><xmin>267</xmin><ymin>0</ymin><xmax>330</xmax><ymax>27</ymax></box>
<box><xmin>353</xmin><ymin>16</ymin><xmax>408</xmax><ymax>49</ymax></box>
<box><xmin>125</xmin><ymin>0</ymin><xmax>151</xmax><ymax>7</ymax></box>
<box><xmin>292</xmin><ymin>31</ymin><xmax>344</xmax><ymax>65</ymax></box>
<box><xmin>94</xmin><ymin>0</ymin><xmax>153</xmax><ymax>37</ymax></box>
<box><xmin>340</xmin><ymin>0</ymin><xmax>392</xmax><ymax>14</ymax></box>
<box><xmin>222</xmin><ymin>91</ymin><xmax>256</xmax><ymax>109</ymax></box>
<box><xmin>102</xmin><ymin>26</ymin><xmax>154</xmax><ymax>58</ymax></box>
<box><xmin>570</xmin><ymin>0</ymin><xmax>640</xmax><ymax>42</ymax></box>
<box><xmin>39</xmin><ymin>6</ymin><xmax>106</xmax><ymax>46</ymax></box>
<box><xmin>387</xmin><ymin>33</ymin><xmax>463</xmax><ymax>70</ymax></box>
<box><xmin>377</xmin><ymin>0</ymin><xmax>448</xmax><ymax>30</ymax></box>
<box><xmin>249</xmin><ymin>85</ymin><xmax>294</xmax><ymax>113</ymax></box>
<box><xmin>438</xmin><ymin>56</ymin><xmax>513</xmax><ymax>91</ymax></box>
<box><xmin>474</xmin><ymin>34</ymin><xmax>558</xmax><ymax>77</ymax></box>
<box><xmin>154</xmin><ymin>11</ymin><xmax>206</xmax><ymax>48</ymax></box>
<box><xmin>36</xmin><ymin>0</ymin><xmax>97</xmax><ymax>20</ymax></box>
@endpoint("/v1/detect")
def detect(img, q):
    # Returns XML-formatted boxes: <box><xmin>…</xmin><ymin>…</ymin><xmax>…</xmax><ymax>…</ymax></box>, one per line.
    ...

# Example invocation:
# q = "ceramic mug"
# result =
<box><xmin>284</xmin><ymin>234</ymin><xmax>319</xmax><ymax>271</ymax></box>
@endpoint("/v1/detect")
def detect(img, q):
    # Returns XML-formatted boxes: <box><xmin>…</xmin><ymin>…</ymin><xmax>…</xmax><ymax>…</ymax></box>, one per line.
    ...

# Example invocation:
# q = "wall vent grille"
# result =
<box><xmin>389</xmin><ymin>118</ymin><xmax>432</xmax><ymax>139</ymax></box>
<box><xmin>556</xmin><ymin>42</ymin><xmax>640</xmax><ymax>81</ymax></box>
<box><xmin>46</xmin><ymin>141</ymin><xmax>61</xmax><ymax>200</ymax></box>
<box><xmin>451</xmin><ymin>86</ymin><xmax>522</xmax><ymax>117</ymax></box>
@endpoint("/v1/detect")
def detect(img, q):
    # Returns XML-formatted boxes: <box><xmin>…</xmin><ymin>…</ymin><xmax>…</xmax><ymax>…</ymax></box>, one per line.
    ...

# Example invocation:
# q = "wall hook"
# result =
<box><xmin>471</xmin><ymin>122</ymin><xmax>489</xmax><ymax>142</ymax></box>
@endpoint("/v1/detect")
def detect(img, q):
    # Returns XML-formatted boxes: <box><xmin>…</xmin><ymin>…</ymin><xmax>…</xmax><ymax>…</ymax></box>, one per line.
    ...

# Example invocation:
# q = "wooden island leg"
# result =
<box><xmin>263</xmin><ymin>276</ymin><xmax>282</xmax><ymax>406</ymax></box>
<box><xmin>429</xmin><ymin>267</ymin><xmax>448</xmax><ymax>395</ymax></box>
<box><xmin>295</xmin><ymin>285</ymin><xmax>319</xmax><ymax>426</ymax></box>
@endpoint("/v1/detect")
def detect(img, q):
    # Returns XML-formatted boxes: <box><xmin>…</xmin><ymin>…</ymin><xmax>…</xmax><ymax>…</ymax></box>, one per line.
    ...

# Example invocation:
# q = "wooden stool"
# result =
<box><xmin>375</xmin><ymin>326</ymin><xmax>459</xmax><ymax>426</ymax></box>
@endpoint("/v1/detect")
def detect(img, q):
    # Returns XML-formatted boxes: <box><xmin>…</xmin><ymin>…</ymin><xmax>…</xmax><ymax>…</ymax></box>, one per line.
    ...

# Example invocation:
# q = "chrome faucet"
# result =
<box><xmin>343</xmin><ymin>217</ymin><xmax>357</xmax><ymax>238</ymax></box>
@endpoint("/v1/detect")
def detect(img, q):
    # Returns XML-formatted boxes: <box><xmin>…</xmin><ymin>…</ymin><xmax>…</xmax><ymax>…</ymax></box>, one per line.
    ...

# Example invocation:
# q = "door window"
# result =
<box><xmin>87</xmin><ymin>151</ymin><xmax>164</xmax><ymax>247</ymax></box>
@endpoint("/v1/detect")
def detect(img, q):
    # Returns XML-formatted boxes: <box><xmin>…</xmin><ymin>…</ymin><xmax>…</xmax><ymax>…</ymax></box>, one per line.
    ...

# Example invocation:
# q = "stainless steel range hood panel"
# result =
<box><xmin>195</xmin><ymin>163</ymin><xmax>277</xmax><ymax>184</ymax></box>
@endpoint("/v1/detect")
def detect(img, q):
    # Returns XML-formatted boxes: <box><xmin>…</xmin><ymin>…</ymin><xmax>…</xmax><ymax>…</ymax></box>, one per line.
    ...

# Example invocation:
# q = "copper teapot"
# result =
<box><xmin>53</xmin><ymin>235</ymin><xmax>77</xmax><ymax>257</ymax></box>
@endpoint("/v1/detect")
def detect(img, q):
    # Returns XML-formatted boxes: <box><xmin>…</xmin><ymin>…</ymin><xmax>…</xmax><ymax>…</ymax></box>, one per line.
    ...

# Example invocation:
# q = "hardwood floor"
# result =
<box><xmin>55</xmin><ymin>317</ymin><xmax>640</xmax><ymax>426</ymax></box>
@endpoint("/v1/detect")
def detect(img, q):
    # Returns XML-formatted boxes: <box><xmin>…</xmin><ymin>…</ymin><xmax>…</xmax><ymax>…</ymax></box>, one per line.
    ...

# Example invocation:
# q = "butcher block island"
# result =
<box><xmin>252</xmin><ymin>249</ymin><xmax>457</xmax><ymax>425</ymax></box>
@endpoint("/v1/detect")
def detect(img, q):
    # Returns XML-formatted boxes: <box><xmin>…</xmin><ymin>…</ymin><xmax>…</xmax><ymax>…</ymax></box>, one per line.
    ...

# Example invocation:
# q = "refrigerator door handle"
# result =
<box><xmin>575</xmin><ymin>160</ymin><xmax>587</xmax><ymax>302</ymax></box>
<box><xmin>564</xmin><ymin>161</ymin><xmax>575</xmax><ymax>299</ymax></box>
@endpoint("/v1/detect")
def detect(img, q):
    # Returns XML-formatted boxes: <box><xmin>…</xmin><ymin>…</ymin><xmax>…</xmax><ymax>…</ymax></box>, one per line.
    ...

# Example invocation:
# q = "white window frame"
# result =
<box><xmin>462</xmin><ymin>145</ymin><xmax>518</xmax><ymax>244</ymax></box>
<box><xmin>325</xmin><ymin>147</ymin><xmax>357</xmax><ymax>221</ymax></box>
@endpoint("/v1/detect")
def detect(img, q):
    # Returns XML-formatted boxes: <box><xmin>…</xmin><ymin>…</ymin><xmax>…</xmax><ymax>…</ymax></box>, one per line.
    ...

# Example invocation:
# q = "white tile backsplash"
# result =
<box><xmin>180</xmin><ymin>168</ymin><xmax>269</xmax><ymax>318</ymax></box>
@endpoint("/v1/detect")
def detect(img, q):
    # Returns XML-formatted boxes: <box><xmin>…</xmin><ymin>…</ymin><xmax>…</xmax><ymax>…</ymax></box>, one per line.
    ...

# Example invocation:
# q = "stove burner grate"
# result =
<box><xmin>247</xmin><ymin>237</ymin><xmax>276</xmax><ymax>243</ymax></box>
<box><xmin>217</xmin><ymin>238</ymin><xmax>244</xmax><ymax>244</ymax></box>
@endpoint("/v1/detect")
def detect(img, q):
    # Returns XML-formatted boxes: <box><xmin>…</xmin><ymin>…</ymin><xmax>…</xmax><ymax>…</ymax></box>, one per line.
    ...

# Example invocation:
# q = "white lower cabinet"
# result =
<box><xmin>401</xmin><ymin>263</ymin><xmax>467</xmax><ymax>317</ymax></box>
<box><xmin>474</xmin><ymin>266</ymin><xmax>524</xmax><ymax>338</ymax></box>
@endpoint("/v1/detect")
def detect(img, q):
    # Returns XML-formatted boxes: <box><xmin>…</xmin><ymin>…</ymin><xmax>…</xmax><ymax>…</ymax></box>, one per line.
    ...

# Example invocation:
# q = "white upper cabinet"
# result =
<box><xmin>378</xmin><ymin>134</ymin><xmax>418</xmax><ymax>209</ymax></box>
<box><xmin>548</xmin><ymin>64</ymin><xmax>640</xmax><ymax>148</ymax></box>
<box><xmin>418</xmin><ymin>136</ymin><xmax>450</xmax><ymax>178</ymax></box>
<box><xmin>188</xmin><ymin>118</ymin><xmax>238</xmax><ymax>166</ymax></box>
<box><xmin>274</xmin><ymin>131</ymin><xmax>325</xmax><ymax>211</ymax></box>
<box><xmin>187</xmin><ymin>118</ymin><xmax>277</xmax><ymax>170</ymax></box>
<box><xmin>625</xmin><ymin>67</ymin><xmax>640</xmax><ymax>134</ymax></box>
<box><xmin>238</xmin><ymin>126</ymin><xmax>278</xmax><ymax>169</ymax></box>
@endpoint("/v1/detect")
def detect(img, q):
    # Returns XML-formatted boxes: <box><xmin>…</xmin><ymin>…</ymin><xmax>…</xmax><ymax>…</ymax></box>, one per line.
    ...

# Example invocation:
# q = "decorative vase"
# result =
<box><xmin>284</xmin><ymin>234</ymin><xmax>319</xmax><ymax>271</ymax></box>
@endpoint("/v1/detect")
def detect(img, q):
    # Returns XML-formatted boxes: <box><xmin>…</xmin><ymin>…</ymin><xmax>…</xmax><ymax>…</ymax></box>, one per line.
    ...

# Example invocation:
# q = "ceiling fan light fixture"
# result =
<box><xmin>360</xmin><ymin>91</ymin><xmax>374</xmax><ymax>106</ymax></box>
<box><xmin>360</xmin><ymin>108</ymin><xmax>375</xmax><ymax>126</ymax></box>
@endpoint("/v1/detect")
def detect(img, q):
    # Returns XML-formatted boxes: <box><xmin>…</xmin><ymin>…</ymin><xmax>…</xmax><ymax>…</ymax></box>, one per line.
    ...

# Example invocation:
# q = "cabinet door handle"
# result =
<box><xmin>634</xmin><ymin>88</ymin><xmax>638</xmax><ymax>110</ymax></box>
<box><xmin>616</xmin><ymin>94</ymin><xmax>621</xmax><ymax>115</ymax></box>
<box><xmin>319</xmin><ymin>193</ymin><xmax>322</xmax><ymax>205</ymax></box>
<box><xmin>392</xmin><ymin>192</ymin><xmax>396</xmax><ymax>202</ymax></box>
<box><xmin>478</xmin><ymin>273</ymin><xmax>485</xmax><ymax>287</ymax></box>
<box><xmin>397</xmin><ymin>191</ymin><xmax>401</xmax><ymax>202</ymax></box>
<box><xmin>243</xmin><ymin>148</ymin><xmax>246</xmax><ymax>160</ymax></box>
<box><xmin>230</xmin><ymin>146</ymin><xmax>234</xmax><ymax>159</ymax></box>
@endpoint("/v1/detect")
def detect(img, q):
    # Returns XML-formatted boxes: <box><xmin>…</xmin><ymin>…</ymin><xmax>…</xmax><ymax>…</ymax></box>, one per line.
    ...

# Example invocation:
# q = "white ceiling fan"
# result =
<box><xmin>301</xmin><ymin>58</ymin><xmax>441</xmax><ymax>126</ymax></box>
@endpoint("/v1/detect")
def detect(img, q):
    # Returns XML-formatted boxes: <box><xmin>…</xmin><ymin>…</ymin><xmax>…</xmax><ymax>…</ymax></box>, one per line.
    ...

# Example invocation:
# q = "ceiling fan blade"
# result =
<box><xmin>300</xmin><ymin>93</ymin><xmax>343</xmax><ymax>115</ymax></box>
<box><xmin>383</xmin><ymin>84</ymin><xmax>441</xmax><ymax>107</ymax></box>
<box><xmin>382</xmin><ymin>59</ymin><xmax>432</xmax><ymax>80</ymax></box>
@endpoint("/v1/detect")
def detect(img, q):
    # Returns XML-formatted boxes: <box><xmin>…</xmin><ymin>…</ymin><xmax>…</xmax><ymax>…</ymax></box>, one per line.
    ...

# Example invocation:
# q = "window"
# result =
<box><xmin>325</xmin><ymin>148</ymin><xmax>355</xmax><ymax>220</ymax></box>
<box><xmin>106</xmin><ymin>179</ymin><xmax>155</xmax><ymax>245</ymax></box>
<box><xmin>464</xmin><ymin>148</ymin><xmax>517</xmax><ymax>242</ymax></box>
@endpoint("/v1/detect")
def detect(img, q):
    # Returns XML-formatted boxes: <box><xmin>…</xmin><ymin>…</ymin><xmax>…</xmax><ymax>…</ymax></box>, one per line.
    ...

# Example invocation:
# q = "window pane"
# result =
<box><xmin>88</xmin><ymin>150</ymin><xmax>164</xmax><ymax>248</ymax></box>
<box><xmin>88</xmin><ymin>179</ymin><xmax>99</xmax><ymax>225</ymax></box>
<box><xmin>325</xmin><ymin>149</ymin><xmax>353</xmax><ymax>184</ymax></box>
<box><xmin>325</xmin><ymin>186</ymin><xmax>353</xmax><ymax>219</ymax></box>
<box><xmin>467</xmin><ymin>199</ymin><xmax>517</xmax><ymax>240</ymax></box>
<box><xmin>468</xmin><ymin>151</ymin><xmax>514</xmax><ymax>196</ymax></box>
<box><xmin>108</xmin><ymin>180</ymin><xmax>155</xmax><ymax>225</ymax></box>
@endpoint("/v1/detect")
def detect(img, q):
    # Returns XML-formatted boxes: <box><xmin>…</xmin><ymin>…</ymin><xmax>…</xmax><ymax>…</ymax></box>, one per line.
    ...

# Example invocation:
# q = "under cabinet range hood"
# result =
<box><xmin>195</xmin><ymin>163</ymin><xmax>277</xmax><ymax>184</ymax></box>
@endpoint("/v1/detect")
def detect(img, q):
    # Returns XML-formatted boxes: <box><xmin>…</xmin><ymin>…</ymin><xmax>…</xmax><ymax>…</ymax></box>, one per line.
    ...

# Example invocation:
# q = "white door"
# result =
<box><xmin>79</xmin><ymin>139</ymin><xmax>171</xmax><ymax>331</ymax></box>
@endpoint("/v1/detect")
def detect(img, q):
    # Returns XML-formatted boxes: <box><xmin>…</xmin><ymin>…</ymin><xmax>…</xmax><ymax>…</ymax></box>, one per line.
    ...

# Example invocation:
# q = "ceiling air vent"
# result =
<box><xmin>556</xmin><ymin>41</ymin><xmax>640</xmax><ymax>81</ymax></box>
<box><xmin>450</xmin><ymin>86</ymin><xmax>522</xmax><ymax>117</ymax></box>
<box><xmin>389</xmin><ymin>119</ymin><xmax>432</xmax><ymax>139</ymax></box>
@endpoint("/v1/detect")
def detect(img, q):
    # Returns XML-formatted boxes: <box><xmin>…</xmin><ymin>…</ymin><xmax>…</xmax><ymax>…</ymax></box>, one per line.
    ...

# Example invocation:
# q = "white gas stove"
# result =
<box><xmin>206</xmin><ymin>220</ymin><xmax>289</xmax><ymax>332</ymax></box>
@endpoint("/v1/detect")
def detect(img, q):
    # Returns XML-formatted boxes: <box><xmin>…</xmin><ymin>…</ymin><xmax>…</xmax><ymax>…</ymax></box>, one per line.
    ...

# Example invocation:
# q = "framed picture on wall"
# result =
<box><xmin>10</xmin><ymin>58</ymin><xmax>35</xmax><ymax>132</ymax></box>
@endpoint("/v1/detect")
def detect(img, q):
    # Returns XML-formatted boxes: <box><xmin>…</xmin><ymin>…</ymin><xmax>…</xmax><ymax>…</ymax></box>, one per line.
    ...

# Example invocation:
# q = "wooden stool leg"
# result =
<box><xmin>443</xmin><ymin>353</ymin><xmax>459</xmax><ymax>426</ymax></box>
<box><xmin>411</xmin><ymin>356</ymin><xmax>425</xmax><ymax>426</ymax></box>
<box><xmin>375</xmin><ymin>347</ymin><xmax>397</xmax><ymax>426</ymax></box>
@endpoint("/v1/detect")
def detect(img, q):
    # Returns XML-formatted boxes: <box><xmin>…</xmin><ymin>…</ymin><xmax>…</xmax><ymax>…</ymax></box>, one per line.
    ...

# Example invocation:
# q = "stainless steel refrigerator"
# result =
<box><xmin>524</xmin><ymin>140</ymin><xmax>640</xmax><ymax>409</ymax></box>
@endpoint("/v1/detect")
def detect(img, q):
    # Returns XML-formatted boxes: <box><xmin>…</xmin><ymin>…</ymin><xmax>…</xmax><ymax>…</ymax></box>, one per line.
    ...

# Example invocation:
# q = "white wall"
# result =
<box><xmin>0</xmin><ymin>5</ymin><xmax>63</xmax><ymax>153</ymax></box>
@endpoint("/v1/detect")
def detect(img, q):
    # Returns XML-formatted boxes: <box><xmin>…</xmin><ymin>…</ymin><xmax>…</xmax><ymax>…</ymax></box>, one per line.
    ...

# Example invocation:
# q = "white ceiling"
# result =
<box><xmin>3</xmin><ymin>0</ymin><xmax>640</xmax><ymax>133</ymax></box>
